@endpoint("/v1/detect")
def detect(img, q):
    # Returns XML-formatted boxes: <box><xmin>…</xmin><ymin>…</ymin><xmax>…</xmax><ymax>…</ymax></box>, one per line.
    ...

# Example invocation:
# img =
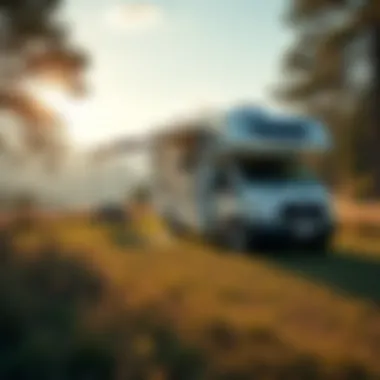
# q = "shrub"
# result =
<box><xmin>0</xmin><ymin>224</ymin><xmax>206</xmax><ymax>379</ymax></box>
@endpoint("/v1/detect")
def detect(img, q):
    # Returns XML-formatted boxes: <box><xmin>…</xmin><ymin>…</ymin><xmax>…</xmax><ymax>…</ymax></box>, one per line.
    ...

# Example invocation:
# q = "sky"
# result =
<box><xmin>60</xmin><ymin>0</ymin><xmax>292</xmax><ymax>148</ymax></box>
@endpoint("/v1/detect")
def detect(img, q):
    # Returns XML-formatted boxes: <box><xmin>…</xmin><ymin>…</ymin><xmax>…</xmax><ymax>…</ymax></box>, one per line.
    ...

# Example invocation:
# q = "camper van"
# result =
<box><xmin>151</xmin><ymin>106</ymin><xmax>335</xmax><ymax>252</ymax></box>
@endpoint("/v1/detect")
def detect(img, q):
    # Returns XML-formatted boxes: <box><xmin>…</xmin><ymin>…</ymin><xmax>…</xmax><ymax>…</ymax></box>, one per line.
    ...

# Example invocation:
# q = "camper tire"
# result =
<box><xmin>219</xmin><ymin>219</ymin><xmax>249</xmax><ymax>253</ymax></box>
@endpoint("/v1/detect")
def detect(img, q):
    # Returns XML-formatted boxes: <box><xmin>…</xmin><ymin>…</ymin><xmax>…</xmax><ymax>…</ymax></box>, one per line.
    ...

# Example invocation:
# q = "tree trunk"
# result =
<box><xmin>369</xmin><ymin>25</ymin><xmax>380</xmax><ymax>198</ymax></box>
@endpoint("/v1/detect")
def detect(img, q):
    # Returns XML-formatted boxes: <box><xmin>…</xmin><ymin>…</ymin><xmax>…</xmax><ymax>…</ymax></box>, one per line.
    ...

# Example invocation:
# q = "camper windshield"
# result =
<box><xmin>235</xmin><ymin>156</ymin><xmax>315</xmax><ymax>183</ymax></box>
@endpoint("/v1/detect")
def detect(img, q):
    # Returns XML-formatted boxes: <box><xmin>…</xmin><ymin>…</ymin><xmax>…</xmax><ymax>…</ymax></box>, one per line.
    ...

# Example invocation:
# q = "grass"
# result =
<box><xmin>335</xmin><ymin>197</ymin><xmax>380</xmax><ymax>259</ymax></box>
<box><xmin>1</xmin><ymin>207</ymin><xmax>380</xmax><ymax>379</ymax></box>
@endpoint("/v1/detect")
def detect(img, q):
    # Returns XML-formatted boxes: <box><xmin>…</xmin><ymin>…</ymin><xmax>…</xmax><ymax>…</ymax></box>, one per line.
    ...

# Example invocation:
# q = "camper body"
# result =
<box><xmin>151</xmin><ymin>106</ymin><xmax>335</xmax><ymax>251</ymax></box>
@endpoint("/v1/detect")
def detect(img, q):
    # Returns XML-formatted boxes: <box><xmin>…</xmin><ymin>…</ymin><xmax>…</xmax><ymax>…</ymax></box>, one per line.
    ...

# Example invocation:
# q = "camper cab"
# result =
<box><xmin>152</xmin><ymin>106</ymin><xmax>335</xmax><ymax>251</ymax></box>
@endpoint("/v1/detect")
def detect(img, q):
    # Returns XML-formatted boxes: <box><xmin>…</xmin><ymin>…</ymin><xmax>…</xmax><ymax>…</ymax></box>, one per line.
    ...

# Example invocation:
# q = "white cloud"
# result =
<box><xmin>106</xmin><ymin>2</ymin><xmax>163</xmax><ymax>32</ymax></box>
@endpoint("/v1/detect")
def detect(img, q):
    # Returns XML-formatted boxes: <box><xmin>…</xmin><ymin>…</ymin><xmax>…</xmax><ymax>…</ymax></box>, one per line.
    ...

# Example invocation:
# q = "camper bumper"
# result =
<box><xmin>245</xmin><ymin>221</ymin><xmax>335</xmax><ymax>249</ymax></box>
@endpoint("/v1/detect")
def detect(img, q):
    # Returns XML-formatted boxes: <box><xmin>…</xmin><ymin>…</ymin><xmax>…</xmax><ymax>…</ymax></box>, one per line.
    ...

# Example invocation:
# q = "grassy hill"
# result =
<box><xmin>0</xmin><ymin>209</ymin><xmax>379</xmax><ymax>379</ymax></box>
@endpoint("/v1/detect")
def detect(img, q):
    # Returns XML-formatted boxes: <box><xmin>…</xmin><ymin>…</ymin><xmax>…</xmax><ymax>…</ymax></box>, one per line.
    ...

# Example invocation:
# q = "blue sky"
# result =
<box><xmin>61</xmin><ymin>0</ymin><xmax>292</xmax><ymax>147</ymax></box>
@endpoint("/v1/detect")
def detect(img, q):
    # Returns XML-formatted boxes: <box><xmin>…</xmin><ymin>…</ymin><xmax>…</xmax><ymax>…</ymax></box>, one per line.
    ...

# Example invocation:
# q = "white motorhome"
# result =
<box><xmin>150</xmin><ymin>105</ymin><xmax>335</xmax><ymax>252</ymax></box>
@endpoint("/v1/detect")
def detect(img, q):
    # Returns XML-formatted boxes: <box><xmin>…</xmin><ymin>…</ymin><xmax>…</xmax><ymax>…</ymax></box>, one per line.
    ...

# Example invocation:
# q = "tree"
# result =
<box><xmin>277</xmin><ymin>0</ymin><xmax>379</xmax><ymax>198</ymax></box>
<box><xmin>0</xmin><ymin>0</ymin><xmax>88</xmax><ymax>172</ymax></box>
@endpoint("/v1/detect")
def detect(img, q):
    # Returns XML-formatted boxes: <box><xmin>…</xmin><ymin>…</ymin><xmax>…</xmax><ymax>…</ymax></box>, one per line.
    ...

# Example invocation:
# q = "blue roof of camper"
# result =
<box><xmin>220</xmin><ymin>106</ymin><xmax>331</xmax><ymax>151</ymax></box>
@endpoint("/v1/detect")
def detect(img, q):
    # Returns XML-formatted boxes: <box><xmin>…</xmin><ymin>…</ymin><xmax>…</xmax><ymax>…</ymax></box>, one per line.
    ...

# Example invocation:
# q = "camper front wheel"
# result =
<box><xmin>220</xmin><ymin>219</ymin><xmax>249</xmax><ymax>253</ymax></box>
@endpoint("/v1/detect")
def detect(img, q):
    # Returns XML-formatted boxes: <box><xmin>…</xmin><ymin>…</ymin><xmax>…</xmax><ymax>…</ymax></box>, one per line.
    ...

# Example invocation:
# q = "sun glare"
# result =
<box><xmin>30</xmin><ymin>84</ymin><xmax>93</xmax><ymax>146</ymax></box>
<box><xmin>33</xmin><ymin>86</ymin><xmax>81</xmax><ymax>122</ymax></box>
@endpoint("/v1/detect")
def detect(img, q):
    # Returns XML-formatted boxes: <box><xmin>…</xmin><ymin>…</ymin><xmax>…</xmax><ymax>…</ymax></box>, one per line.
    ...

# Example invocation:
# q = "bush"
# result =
<box><xmin>153</xmin><ymin>327</ymin><xmax>205</xmax><ymax>380</ymax></box>
<box><xmin>0</xmin><ymin>224</ymin><xmax>206</xmax><ymax>379</ymax></box>
<box><xmin>0</xmin><ymin>229</ymin><xmax>115</xmax><ymax>379</ymax></box>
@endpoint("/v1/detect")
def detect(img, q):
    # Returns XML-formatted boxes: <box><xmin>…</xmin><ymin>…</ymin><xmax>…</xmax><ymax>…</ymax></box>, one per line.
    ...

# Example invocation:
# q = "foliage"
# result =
<box><xmin>0</xmin><ymin>214</ymin><xmax>206</xmax><ymax>379</ymax></box>
<box><xmin>0</xmin><ymin>207</ymin><xmax>379</xmax><ymax>379</ymax></box>
<box><xmin>0</xmin><ymin>226</ymin><xmax>114</xmax><ymax>379</ymax></box>
<box><xmin>0</xmin><ymin>0</ymin><xmax>88</xmax><ymax>169</ymax></box>
<box><xmin>277</xmin><ymin>0</ymin><xmax>380</xmax><ymax>198</ymax></box>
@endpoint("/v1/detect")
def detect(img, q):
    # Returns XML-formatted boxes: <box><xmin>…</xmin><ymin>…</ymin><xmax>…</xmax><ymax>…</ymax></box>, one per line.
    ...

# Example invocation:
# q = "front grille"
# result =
<box><xmin>282</xmin><ymin>203</ymin><xmax>324</xmax><ymax>220</ymax></box>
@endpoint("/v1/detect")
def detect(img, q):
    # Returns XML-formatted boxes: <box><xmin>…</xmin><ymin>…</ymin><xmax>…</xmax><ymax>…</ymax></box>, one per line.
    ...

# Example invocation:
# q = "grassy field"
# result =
<box><xmin>0</xmin><ymin>206</ymin><xmax>378</xmax><ymax>380</ymax></box>
<box><xmin>335</xmin><ymin>198</ymin><xmax>380</xmax><ymax>259</ymax></box>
